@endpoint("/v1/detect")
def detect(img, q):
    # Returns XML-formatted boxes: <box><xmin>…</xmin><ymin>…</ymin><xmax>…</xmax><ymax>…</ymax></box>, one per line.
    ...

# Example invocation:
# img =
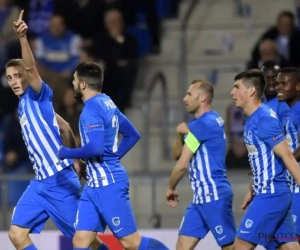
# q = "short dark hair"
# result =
<box><xmin>277</xmin><ymin>10</ymin><xmax>295</xmax><ymax>23</ymax></box>
<box><xmin>234</xmin><ymin>69</ymin><xmax>266</xmax><ymax>98</ymax></box>
<box><xmin>191</xmin><ymin>79</ymin><xmax>214</xmax><ymax>103</ymax></box>
<box><xmin>5</xmin><ymin>58</ymin><xmax>24</xmax><ymax>69</ymax></box>
<box><xmin>279</xmin><ymin>67</ymin><xmax>300</xmax><ymax>83</ymax></box>
<box><xmin>75</xmin><ymin>62</ymin><xmax>103</xmax><ymax>91</ymax></box>
<box><xmin>261</xmin><ymin>60</ymin><xmax>280</xmax><ymax>70</ymax></box>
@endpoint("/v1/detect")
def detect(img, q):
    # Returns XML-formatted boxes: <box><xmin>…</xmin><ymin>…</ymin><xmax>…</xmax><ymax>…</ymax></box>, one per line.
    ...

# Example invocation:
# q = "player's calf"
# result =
<box><xmin>8</xmin><ymin>225</ymin><xmax>36</xmax><ymax>250</ymax></box>
<box><xmin>278</xmin><ymin>242</ymin><xmax>300</xmax><ymax>250</ymax></box>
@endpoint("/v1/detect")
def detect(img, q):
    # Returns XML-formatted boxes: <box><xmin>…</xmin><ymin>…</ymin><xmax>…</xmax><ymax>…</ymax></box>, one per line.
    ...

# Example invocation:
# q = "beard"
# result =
<box><xmin>74</xmin><ymin>87</ymin><xmax>82</xmax><ymax>100</ymax></box>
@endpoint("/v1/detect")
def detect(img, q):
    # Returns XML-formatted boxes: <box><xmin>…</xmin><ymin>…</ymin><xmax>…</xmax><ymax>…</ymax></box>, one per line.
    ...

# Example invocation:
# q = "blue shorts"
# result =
<box><xmin>75</xmin><ymin>179</ymin><xmax>137</xmax><ymax>238</ymax></box>
<box><xmin>291</xmin><ymin>192</ymin><xmax>300</xmax><ymax>235</ymax></box>
<box><xmin>237</xmin><ymin>192</ymin><xmax>297</xmax><ymax>247</ymax></box>
<box><xmin>11</xmin><ymin>167</ymin><xmax>81</xmax><ymax>238</ymax></box>
<box><xmin>179</xmin><ymin>195</ymin><xmax>236</xmax><ymax>247</ymax></box>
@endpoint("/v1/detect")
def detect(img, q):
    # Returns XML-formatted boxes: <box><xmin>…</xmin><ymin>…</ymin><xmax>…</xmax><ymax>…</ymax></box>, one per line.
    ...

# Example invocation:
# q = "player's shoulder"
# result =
<box><xmin>277</xmin><ymin>100</ymin><xmax>290</xmax><ymax>111</ymax></box>
<box><xmin>201</xmin><ymin>110</ymin><xmax>224</xmax><ymax>126</ymax></box>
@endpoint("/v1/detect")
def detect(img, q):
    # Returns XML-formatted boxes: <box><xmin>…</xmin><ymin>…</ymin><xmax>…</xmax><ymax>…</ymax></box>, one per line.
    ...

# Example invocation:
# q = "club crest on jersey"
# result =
<box><xmin>112</xmin><ymin>217</ymin><xmax>120</xmax><ymax>226</ymax></box>
<box><xmin>88</xmin><ymin>124</ymin><xmax>102</xmax><ymax>130</ymax></box>
<box><xmin>215</xmin><ymin>225</ymin><xmax>223</xmax><ymax>234</ymax></box>
<box><xmin>245</xmin><ymin>219</ymin><xmax>253</xmax><ymax>228</ymax></box>
<box><xmin>293</xmin><ymin>215</ymin><xmax>297</xmax><ymax>223</ymax></box>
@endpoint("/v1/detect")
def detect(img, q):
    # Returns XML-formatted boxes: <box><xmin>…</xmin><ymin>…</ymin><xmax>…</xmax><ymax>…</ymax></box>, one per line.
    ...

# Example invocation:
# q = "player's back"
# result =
<box><xmin>263</xmin><ymin>97</ymin><xmax>289</xmax><ymax>127</ymax></box>
<box><xmin>18</xmin><ymin>82</ymin><xmax>73</xmax><ymax>180</ymax></box>
<box><xmin>80</xmin><ymin>94</ymin><xmax>127</xmax><ymax>187</ymax></box>
<box><xmin>188</xmin><ymin>110</ymin><xmax>232</xmax><ymax>203</ymax></box>
<box><xmin>244</xmin><ymin>104</ymin><xmax>290</xmax><ymax>195</ymax></box>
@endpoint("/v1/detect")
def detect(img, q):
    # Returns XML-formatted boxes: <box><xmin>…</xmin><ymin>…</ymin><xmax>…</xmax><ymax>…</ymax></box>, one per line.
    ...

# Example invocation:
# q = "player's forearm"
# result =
<box><xmin>172</xmin><ymin>134</ymin><xmax>184</xmax><ymax>160</ymax></box>
<box><xmin>60</xmin><ymin>125</ymin><xmax>77</xmax><ymax>149</ymax></box>
<box><xmin>168</xmin><ymin>162</ymin><xmax>188</xmax><ymax>190</ymax></box>
<box><xmin>20</xmin><ymin>36</ymin><xmax>35</xmax><ymax>71</ymax></box>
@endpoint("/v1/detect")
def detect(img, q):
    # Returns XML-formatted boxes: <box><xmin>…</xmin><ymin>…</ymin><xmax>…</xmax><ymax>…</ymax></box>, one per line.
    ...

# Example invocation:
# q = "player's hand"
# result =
<box><xmin>165</xmin><ymin>188</ymin><xmax>179</xmax><ymax>208</ymax></box>
<box><xmin>241</xmin><ymin>189</ymin><xmax>254</xmax><ymax>211</ymax></box>
<box><xmin>13</xmin><ymin>10</ymin><xmax>28</xmax><ymax>38</ymax></box>
<box><xmin>176</xmin><ymin>123</ymin><xmax>189</xmax><ymax>135</ymax></box>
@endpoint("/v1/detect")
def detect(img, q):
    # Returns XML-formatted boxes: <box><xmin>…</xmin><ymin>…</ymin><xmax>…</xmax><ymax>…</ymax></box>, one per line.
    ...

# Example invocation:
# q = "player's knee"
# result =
<box><xmin>72</xmin><ymin>231</ymin><xmax>95</xmax><ymax>248</ymax></box>
<box><xmin>119</xmin><ymin>232</ymin><xmax>142</xmax><ymax>250</ymax></box>
<box><xmin>8</xmin><ymin>225</ymin><xmax>29</xmax><ymax>246</ymax></box>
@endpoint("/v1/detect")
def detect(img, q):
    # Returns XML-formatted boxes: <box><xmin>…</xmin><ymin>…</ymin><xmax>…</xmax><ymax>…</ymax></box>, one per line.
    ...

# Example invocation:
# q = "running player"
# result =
<box><xmin>277</xmin><ymin>67</ymin><xmax>300</xmax><ymax>238</ymax></box>
<box><xmin>58</xmin><ymin>62</ymin><xmax>170</xmax><ymax>250</ymax></box>
<box><xmin>8</xmin><ymin>11</ymin><xmax>106</xmax><ymax>250</ymax></box>
<box><xmin>167</xmin><ymin>80</ymin><xmax>236</xmax><ymax>250</ymax></box>
<box><xmin>261</xmin><ymin>61</ymin><xmax>289</xmax><ymax>129</ymax></box>
<box><xmin>231</xmin><ymin>69</ymin><xmax>300</xmax><ymax>250</ymax></box>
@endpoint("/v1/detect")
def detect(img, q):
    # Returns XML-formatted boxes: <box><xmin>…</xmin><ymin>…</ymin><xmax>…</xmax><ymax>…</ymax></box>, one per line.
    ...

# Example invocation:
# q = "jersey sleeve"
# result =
<box><xmin>257</xmin><ymin>116</ymin><xmax>285</xmax><ymax>149</ymax></box>
<box><xmin>278</xmin><ymin>103</ymin><xmax>289</xmax><ymax>127</ymax></box>
<box><xmin>28</xmin><ymin>81</ymin><xmax>53</xmax><ymax>102</ymax></box>
<box><xmin>184</xmin><ymin>120</ymin><xmax>213</xmax><ymax>153</ymax></box>
<box><xmin>82</xmin><ymin>104</ymin><xmax>105</xmax><ymax>134</ymax></box>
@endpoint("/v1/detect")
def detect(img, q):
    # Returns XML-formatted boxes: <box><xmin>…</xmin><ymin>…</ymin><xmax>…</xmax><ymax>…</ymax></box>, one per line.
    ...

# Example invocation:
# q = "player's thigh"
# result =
<box><xmin>178</xmin><ymin>203</ymin><xmax>209</xmax><ymax>241</ymax></box>
<box><xmin>201</xmin><ymin>196</ymin><xmax>236</xmax><ymax>247</ymax></box>
<box><xmin>291</xmin><ymin>192</ymin><xmax>300</xmax><ymax>235</ymax></box>
<box><xmin>74</xmin><ymin>187</ymin><xmax>105</xmax><ymax>235</ymax></box>
<box><xmin>270</xmin><ymin>210</ymin><xmax>298</xmax><ymax>249</ymax></box>
<box><xmin>12</xmin><ymin>181</ymin><xmax>48</xmax><ymax>234</ymax></box>
<box><xmin>98</xmin><ymin>180</ymin><xmax>138</xmax><ymax>239</ymax></box>
<box><xmin>236</xmin><ymin>192</ymin><xmax>292</xmax><ymax>248</ymax></box>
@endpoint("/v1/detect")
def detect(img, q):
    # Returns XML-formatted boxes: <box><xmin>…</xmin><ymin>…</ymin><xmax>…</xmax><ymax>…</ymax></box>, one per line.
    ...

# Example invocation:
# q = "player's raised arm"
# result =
<box><xmin>117</xmin><ymin>112</ymin><xmax>140</xmax><ymax>159</ymax></box>
<box><xmin>14</xmin><ymin>10</ymin><xmax>42</xmax><ymax>93</ymax></box>
<box><xmin>171</xmin><ymin>123</ymin><xmax>188</xmax><ymax>160</ymax></box>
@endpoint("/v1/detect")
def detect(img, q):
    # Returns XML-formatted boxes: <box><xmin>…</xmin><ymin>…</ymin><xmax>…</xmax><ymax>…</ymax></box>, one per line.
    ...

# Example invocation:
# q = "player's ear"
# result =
<box><xmin>248</xmin><ymin>86</ymin><xmax>255</xmax><ymax>97</ymax></box>
<box><xmin>80</xmin><ymin>81</ymin><xmax>87</xmax><ymax>90</ymax></box>
<box><xmin>296</xmin><ymin>82</ymin><xmax>300</xmax><ymax>92</ymax></box>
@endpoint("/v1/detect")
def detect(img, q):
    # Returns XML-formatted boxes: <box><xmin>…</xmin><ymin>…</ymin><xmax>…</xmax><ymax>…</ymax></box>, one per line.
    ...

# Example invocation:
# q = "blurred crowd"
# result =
<box><xmin>226</xmin><ymin>7</ymin><xmax>300</xmax><ymax>168</ymax></box>
<box><xmin>0</xmin><ymin>0</ymin><xmax>181</xmax><ymax>189</ymax></box>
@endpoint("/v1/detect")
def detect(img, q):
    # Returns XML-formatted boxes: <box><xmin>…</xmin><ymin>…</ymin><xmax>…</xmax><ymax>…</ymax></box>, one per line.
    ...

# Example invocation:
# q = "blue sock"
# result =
<box><xmin>23</xmin><ymin>245</ymin><xmax>37</xmax><ymax>250</ymax></box>
<box><xmin>73</xmin><ymin>248</ymin><xmax>91</xmax><ymax>250</ymax></box>
<box><xmin>97</xmin><ymin>243</ymin><xmax>109</xmax><ymax>250</ymax></box>
<box><xmin>138</xmin><ymin>236</ymin><xmax>169</xmax><ymax>250</ymax></box>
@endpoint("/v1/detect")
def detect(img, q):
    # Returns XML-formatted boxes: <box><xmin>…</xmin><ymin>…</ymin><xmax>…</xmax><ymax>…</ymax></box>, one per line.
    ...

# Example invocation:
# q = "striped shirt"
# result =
<box><xmin>285</xmin><ymin>101</ymin><xmax>300</xmax><ymax>193</ymax></box>
<box><xmin>244</xmin><ymin>104</ymin><xmax>290</xmax><ymax>195</ymax></box>
<box><xmin>263</xmin><ymin>97</ymin><xmax>289</xmax><ymax>127</ymax></box>
<box><xmin>18</xmin><ymin>81</ymin><xmax>73</xmax><ymax>180</ymax></box>
<box><xmin>79</xmin><ymin>94</ymin><xmax>128</xmax><ymax>187</ymax></box>
<box><xmin>186</xmin><ymin>110</ymin><xmax>233</xmax><ymax>204</ymax></box>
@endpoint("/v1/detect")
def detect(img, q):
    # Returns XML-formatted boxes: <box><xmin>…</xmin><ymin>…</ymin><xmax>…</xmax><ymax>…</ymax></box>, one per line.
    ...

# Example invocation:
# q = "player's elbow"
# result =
<box><xmin>134</xmin><ymin>131</ymin><xmax>141</xmax><ymax>142</ymax></box>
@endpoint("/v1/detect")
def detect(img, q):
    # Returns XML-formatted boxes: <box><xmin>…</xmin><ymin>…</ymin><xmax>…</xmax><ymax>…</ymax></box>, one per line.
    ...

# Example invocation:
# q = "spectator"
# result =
<box><xmin>93</xmin><ymin>9</ymin><xmax>138</xmax><ymax>112</ymax></box>
<box><xmin>54</xmin><ymin>0</ymin><xmax>104</xmax><ymax>42</ymax></box>
<box><xmin>0</xmin><ymin>0</ymin><xmax>21</xmax><ymax>68</ymax></box>
<box><xmin>247</xmin><ymin>39</ymin><xmax>290</xmax><ymax>69</ymax></box>
<box><xmin>250</xmin><ymin>11</ymin><xmax>300</xmax><ymax>67</ymax></box>
<box><xmin>34</xmin><ymin>14</ymin><xmax>82</xmax><ymax>110</ymax></box>
<box><xmin>34</xmin><ymin>14</ymin><xmax>82</xmax><ymax>75</ymax></box>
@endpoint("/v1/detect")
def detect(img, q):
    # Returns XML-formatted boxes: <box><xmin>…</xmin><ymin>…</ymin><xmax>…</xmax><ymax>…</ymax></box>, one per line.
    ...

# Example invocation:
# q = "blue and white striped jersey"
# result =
<box><xmin>285</xmin><ymin>101</ymin><xmax>300</xmax><ymax>193</ymax></box>
<box><xmin>263</xmin><ymin>97</ymin><xmax>289</xmax><ymax>127</ymax></box>
<box><xmin>18</xmin><ymin>81</ymin><xmax>73</xmax><ymax>180</ymax></box>
<box><xmin>79</xmin><ymin>94</ymin><xmax>128</xmax><ymax>187</ymax></box>
<box><xmin>244</xmin><ymin>104</ymin><xmax>290</xmax><ymax>195</ymax></box>
<box><xmin>186</xmin><ymin>110</ymin><xmax>233</xmax><ymax>204</ymax></box>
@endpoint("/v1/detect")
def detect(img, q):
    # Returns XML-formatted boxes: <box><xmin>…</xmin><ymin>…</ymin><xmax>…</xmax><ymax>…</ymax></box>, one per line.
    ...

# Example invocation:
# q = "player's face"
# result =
<box><xmin>231</xmin><ymin>80</ymin><xmax>251</xmax><ymax>109</ymax></box>
<box><xmin>72</xmin><ymin>72</ymin><xmax>82</xmax><ymax>100</ymax></box>
<box><xmin>6</xmin><ymin>66</ymin><xmax>29</xmax><ymax>96</ymax></box>
<box><xmin>262</xmin><ymin>66</ymin><xmax>280</xmax><ymax>98</ymax></box>
<box><xmin>276</xmin><ymin>73</ymin><xmax>299</xmax><ymax>102</ymax></box>
<box><xmin>183</xmin><ymin>84</ymin><xmax>201</xmax><ymax>113</ymax></box>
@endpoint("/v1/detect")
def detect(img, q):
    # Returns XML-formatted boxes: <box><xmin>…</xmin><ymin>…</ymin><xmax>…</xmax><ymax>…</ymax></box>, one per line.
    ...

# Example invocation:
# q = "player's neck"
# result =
<box><xmin>82</xmin><ymin>90</ymin><xmax>101</xmax><ymax>102</ymax></box>
<box><xmin>194</xmin><ymin>105</ymin><xmax>211</xmax><ymax>118</ymax></box>
<box><xmin>243</xmin><ymin>100</ymin><xmax>261</xmax><ymax>117</ymax></box>
<box><xmin>287</xmin><ymin>97</ymin><xmax>300</xmax><ymax>107</ymax></box>
<box><xmin>265</xmin><ymin>94</ymin><xmax>275</xmax><ymax>101</ymax></box>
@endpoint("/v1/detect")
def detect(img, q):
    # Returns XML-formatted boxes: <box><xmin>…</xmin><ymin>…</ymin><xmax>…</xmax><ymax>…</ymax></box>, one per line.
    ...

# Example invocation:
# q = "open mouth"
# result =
<box><xmin>13</xmin><ymin>87</ymin><xmax>20</xmax><ymax>91</ymax></box>
<box><xmin>277</xmin><ymin>93</ymin><xmax>283</xmax><ymax>97</ymax></box>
